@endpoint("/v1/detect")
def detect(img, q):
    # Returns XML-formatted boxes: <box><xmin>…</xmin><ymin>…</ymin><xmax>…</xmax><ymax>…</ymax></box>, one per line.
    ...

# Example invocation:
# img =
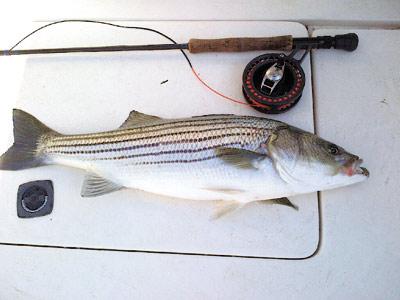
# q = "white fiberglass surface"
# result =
<box><xmin>0</xmin><ymin>21</ymin><xmax>318</xmax><ymax>258</ymax></box>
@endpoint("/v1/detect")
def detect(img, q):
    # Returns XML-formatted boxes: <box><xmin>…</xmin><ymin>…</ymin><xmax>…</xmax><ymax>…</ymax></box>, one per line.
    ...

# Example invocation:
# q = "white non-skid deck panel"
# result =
<box><xmin>2</xmin><ymin>1</ymin><xmax>399</xmax><ymax>25</ymax></box>
<box><xmin>312</xmin><ymin>28</ymin><xmax>400</xmax><ymax>281</ymax></box>
<box><xmin>0</xmin><ymin>21</ymin><xmax>318</xmax><ymax>258</ymax></box>
<box><xmin>0</xmin><ymin>26</ymin><xmax>398</xmax><ymax>300</ymax></box>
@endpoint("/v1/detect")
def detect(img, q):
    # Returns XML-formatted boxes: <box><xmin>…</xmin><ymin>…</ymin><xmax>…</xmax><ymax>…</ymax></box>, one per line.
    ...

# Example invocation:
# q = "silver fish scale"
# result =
<box><xmin>45</xmin><ymin>115</ymin><xmax>281</xmax><ymax>166</ymax></box>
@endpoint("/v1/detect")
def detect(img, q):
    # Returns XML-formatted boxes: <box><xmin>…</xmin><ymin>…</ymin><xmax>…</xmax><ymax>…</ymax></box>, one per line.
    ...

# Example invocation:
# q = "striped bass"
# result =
<box><xmin>0</xmin><ymin>109</ymin><xmax>369</xmax><ymax>214</ymax></box>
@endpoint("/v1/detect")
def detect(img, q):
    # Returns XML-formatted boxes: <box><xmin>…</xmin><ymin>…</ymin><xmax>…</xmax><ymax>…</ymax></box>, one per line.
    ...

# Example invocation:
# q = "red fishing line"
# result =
<box><xmin>190</xmin><ymin>66</ymin><xmax>269</xmax><ymax>109</ymax></box>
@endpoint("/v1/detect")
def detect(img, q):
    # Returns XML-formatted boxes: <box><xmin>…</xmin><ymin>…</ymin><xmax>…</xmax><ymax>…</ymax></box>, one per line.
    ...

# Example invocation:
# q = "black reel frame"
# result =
<box><xmin>242</xmin><ymin>49</ymin><xmax>309</xmax><ymax>114</ymax></box>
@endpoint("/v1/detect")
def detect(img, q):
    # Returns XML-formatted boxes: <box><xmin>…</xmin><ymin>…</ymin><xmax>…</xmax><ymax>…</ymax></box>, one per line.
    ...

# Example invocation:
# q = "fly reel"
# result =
<box><xmin>242</xmin><ymin>50</ymin><xmax>307</xmax><ymax>114</ymax></box>
<box><xmin>242</xmin><ymin>33</ymin><xmax>359</xmax><ymax>114</ymax></box>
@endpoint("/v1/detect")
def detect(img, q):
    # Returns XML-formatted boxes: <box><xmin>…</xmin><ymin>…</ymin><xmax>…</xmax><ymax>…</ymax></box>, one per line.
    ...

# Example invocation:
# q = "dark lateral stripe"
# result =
<box><xmin>51</xmin><ymin>116</ymin><xmax>253</xmax><ymax>142</ymax></box>
<box><xmin>49</xmin><ymin>122</ymin><xmax>246</xmax><ymax>147</ymax></box>
<box><xmin>48</xmin><ymin>133</ymin><xmax>247</xmax><ymax>156</ymax></box>
<box><xmin>54</xmin><ymin>118</ymin><xmax>243</xmax><ymax>141</ymax></box>
<box><xmin>93</xmin><ymin>142</ymin><xmax>240</xmax><ymax>161</ymax></box>
<box><xmin>129</xmin><ymin>153</ymin><xmax>226</xmax><ymax>166</ymax></box>
<box><xmin>47</xmin><ymin>126</ymin><xmax>261</xmax><ymax>151</ymax></box>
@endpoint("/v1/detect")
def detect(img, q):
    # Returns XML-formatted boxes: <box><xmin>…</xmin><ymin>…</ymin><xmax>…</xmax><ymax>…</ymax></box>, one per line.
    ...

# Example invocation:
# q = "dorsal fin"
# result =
<box><xmin>192</xmin><ymin>114</ymin><xmax>235</xmax><ymax>118</ymax></box>
<box><xmin>119</xmin><ymin>110</ymin><xmax>162</xmax><ymax>129</ymax></box>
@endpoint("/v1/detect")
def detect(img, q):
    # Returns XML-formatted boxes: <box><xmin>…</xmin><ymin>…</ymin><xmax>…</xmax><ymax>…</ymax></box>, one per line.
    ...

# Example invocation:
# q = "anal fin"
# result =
<box><xmin>211</xmin><ymin>200</ymin><xmax>243</xmax><ymax>220</ymax></box>
<box><xmin>203</xmin><ymin>187</ymin><xmax>244</xmax><ymax>195</ymax></box>
<box><xmin>258</xmin><ymin>197</ymin><xmax>299</xmax><ymax>210</ymax></box>
<box><xmin>81</xmin><ymin>173</ymin><xmax>123</xmax><ymax>197</ymax></box>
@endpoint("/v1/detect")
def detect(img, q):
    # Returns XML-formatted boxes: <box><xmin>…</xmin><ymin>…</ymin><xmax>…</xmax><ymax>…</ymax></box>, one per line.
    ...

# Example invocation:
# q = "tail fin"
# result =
<box><xmin>0</xmin><ymin>109</ymin><xmax>58</xmax><ymax>170</ymax></box>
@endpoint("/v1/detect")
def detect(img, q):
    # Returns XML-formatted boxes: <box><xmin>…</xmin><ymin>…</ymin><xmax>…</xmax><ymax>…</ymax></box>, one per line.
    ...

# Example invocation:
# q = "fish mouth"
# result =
<box><xmin>342</xmin><ymin>158</ymin><xmax>369</xmax><ymax>177</ymax></box>
<box><xmin>355</xmin><ymin>163</ymin><xmax>369</xmax><ymax>177</ymax></box>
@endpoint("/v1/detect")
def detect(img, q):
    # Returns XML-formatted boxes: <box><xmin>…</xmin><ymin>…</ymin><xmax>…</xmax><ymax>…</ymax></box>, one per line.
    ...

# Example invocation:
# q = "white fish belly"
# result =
<box><xmin>82</xmin><ymin>156</ymin><xmax>294</xmax><ymax>202</ymax></box>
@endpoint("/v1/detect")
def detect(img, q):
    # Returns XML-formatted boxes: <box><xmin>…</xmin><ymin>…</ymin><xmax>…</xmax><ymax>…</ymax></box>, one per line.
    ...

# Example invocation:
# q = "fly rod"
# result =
<box><xmin>0</xmin><ymin>19</ymin><xmax>359</xmax><ymax>114</ymax></box>
<box><xmin>0</xmin><ymin>33</ymin><xmax>358</xmax><ymax>56</ymax></box>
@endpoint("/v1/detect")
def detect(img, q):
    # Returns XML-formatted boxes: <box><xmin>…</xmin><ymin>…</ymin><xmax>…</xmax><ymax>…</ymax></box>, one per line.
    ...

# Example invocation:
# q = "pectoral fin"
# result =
<box><xmin>215</xmin><ymin>147</ymin><xmax>267</xmax><ymax>169</ymax></box>
<box><xmin>81</xmin><ymin>173</ymin><xmax>123</xmax><ymax>197</ymax></box>
<box><xmin>258</xmin><ymin>197</ymin><xmax>299</xmax><ymax>210</ymax></box>
<box><xmin>119</xmin><ymin>110</ymin><xmax>162</xmax><ymax>128</ymax></box>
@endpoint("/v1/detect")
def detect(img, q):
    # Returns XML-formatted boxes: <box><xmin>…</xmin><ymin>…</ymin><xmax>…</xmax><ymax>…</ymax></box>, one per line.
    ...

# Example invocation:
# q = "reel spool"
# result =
<box><xmin>242</xmin><ymin>50</ymin><xmax>307</xmax><ymax>114</ymax></box>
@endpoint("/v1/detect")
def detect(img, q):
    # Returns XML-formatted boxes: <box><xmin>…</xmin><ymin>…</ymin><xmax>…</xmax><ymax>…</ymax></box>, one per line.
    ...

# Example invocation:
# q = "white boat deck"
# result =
<box><xmin>0</xmin><ymin>2</ymin><xmax>399</xmax><ymax>299</ymax></box>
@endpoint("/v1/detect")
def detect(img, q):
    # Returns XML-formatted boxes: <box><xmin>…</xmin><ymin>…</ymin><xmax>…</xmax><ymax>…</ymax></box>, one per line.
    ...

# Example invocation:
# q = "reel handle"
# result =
<box><xmin>188</xmin><ymin>36</ymin><xmax>293</xmax><ymax>53</ymax></box>
<box><xmin>293</xmin><ymin>33</ymin><xmax>359</xmax><ymax>52</ymax></box>
<box><xmin>333</xmin><ymin>33</ymin><xmax>359</xmax><ymax>51</ymax></box>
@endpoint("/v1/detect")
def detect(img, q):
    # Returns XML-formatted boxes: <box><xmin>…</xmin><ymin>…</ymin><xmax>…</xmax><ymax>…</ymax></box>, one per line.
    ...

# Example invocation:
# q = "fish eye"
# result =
<box><xmin>328</xmin><ymin>144</ymin><xmax>339</xmax><ymax>155</ymax></box>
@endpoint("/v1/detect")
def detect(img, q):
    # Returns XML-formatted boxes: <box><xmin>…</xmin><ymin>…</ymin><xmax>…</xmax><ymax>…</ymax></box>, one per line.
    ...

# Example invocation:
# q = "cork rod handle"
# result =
<box><xmin>188</xmin><ymin>35</ymin><xmax>293</xmax><ymax>53</ymax></box>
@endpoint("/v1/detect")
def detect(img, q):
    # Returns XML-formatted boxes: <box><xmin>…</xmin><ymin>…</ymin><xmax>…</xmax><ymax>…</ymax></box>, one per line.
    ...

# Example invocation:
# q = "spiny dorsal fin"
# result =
<box><xmin>215</xmin><ymin>147</ymin><xmax>267</xmax><ymax>169</ymax></box>
<box><xmin>192</xmin><ymin>114</ymin><xmax>235</xmax><ymax>118</ymax></box>
<box><xmin>119</xmin><ymin>110</ymin><xmax>162</xmax><ymax>128</ymax></box>
<box><xmin>259</xmin><ymin>197</ymin><xmax>299</xmax><ymax>210</ymax></box>
<box><xmin>81</xmin><ymin>173</ymin><xmax>123</xmax><ymax>197</ymax></box>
